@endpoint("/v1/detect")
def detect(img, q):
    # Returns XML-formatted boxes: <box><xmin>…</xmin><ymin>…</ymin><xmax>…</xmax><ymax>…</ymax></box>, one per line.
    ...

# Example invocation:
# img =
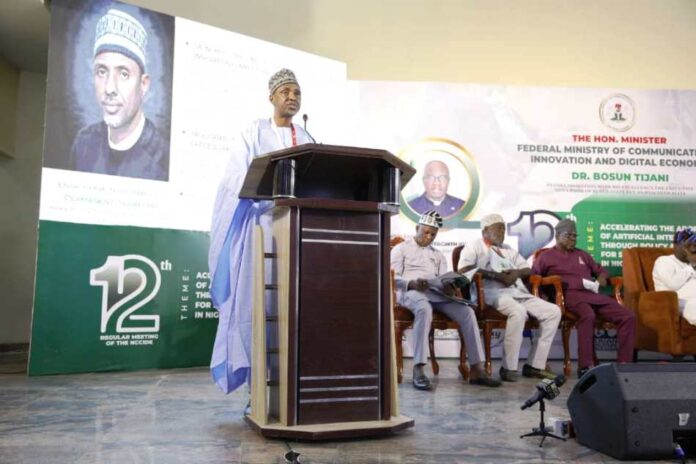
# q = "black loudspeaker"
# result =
<box><xmin>567</xmin><ymin>363</ymin><xmax>696</xmax><ymax>460</ymax></box>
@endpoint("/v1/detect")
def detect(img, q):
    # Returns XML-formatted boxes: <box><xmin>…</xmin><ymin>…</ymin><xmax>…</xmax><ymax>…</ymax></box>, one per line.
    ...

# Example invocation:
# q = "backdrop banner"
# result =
<box><xmin>30</xmin><ymin>221</ymin><xmax>215</xmax><ymax>375</ymax></box>
<box><xmin>30</xmin><ymin>0</ymin><xmax>346</xmax><ymax>374</ymax></box>
<box><xmin>32</xmin><ymin>0</ymin><xmax>696</xmax><ymax>373</ymax></box>
<box><xmin>348</xmin><ymin>81</ymin><xmax>696</xmax><ymax>360</ymax></box>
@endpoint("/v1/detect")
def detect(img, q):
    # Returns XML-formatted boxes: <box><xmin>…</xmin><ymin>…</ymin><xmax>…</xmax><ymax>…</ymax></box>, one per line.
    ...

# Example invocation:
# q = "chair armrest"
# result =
<box><xmin>529</xmin><ymin>274</ymin><xmax>566</xmax><ymax>313</ymax></box>
<box><xmin>610</xmin><ymin>276</ymin><xmax>623</xmax><ymax>305</ymax></box>
<box><xmin>472</xmin><ymin>273</ymin><xmax>486</xmax><ymax>317</ymax></box>
<box><xmin>636</xmin><ymin>290</ymin><xmax>680</xmax><ymax>329</ymax></box>
<box><xmin>636</xmin><ymin>290</ymin><xmax>681</xmax><ymax>352</ymax></box>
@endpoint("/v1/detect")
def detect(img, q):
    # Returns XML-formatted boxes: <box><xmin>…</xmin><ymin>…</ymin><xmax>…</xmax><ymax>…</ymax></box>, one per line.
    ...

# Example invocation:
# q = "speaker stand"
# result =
<box><xmin>520</xmin><ymin>398</ymin><xmax>566</xmax><ymax>447</ymax></box>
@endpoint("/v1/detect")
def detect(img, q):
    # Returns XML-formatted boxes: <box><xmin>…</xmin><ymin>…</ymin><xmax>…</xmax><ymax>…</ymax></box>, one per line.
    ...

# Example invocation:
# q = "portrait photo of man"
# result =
<box><xmin>70</xmin><ymin>8</ymin><xmax>168</xmax><ymax>180</ymax></box>
<box><xmin>43</xmin><ymin>1</ymin><xmax>174</xmax><ymax>182</ymax></box>
<box><xmin>408</xmin><ymin>160</ymin><xmax>466</xmax><ymax>218</ymax></box>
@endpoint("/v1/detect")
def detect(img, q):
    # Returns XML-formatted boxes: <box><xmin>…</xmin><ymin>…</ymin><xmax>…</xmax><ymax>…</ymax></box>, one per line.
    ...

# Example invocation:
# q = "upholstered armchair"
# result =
<box><xmin>622</xmin><ymin>247</ymin><xmax>696</xmax><ymax>356</ymax></box>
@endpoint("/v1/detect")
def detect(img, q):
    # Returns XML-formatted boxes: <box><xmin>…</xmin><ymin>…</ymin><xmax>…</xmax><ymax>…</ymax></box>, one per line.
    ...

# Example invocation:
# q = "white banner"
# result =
<box><xmin>41</xmin><ymin>1</ymin><xmax>347</xmax><ymax>231</ymax></box>
<box><xmin>349</xmin><ymin>82</ymin><xmax>696</xmax><ymax>359</ymax></box>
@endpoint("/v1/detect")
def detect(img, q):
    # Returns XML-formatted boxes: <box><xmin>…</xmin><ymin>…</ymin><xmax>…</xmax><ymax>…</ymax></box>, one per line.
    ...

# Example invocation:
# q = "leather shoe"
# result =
<box><xmin>469</xmin><ymin>374</ymin><xmax>502</xmax><ymax>387</ymax></box>
<box><xmin>413</xmin><ymin>366</ymin><xmax>431</xmax><ymax>391</ymax></box>
<box><xmin>522</xmin><ymin>364</ymin><xmax>556</xmax><ymax>380</ymax></box>
<box><xmin>499</xmin><ymin>366</ymin><xmax>519</xmax><ymax>382</ymax></box>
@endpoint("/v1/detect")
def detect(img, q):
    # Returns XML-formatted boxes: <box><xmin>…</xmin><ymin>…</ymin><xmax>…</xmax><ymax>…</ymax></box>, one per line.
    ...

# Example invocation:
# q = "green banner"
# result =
<box><xmin>572</xmin><ymin>196</ymin><xmax>696</xmax><ymax>276</ymax></box>
<box><xmin>29</xmin><ymin>221</ymin><xmax>217</xmax><ymax>375</ymax></box>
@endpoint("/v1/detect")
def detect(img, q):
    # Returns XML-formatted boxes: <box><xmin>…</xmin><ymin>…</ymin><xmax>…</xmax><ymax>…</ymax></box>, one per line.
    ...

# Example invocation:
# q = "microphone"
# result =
<box><xmin>302</xmin><ymin>114</ymin><xmax>317</xmax><ymax>144</ymax></box>
<box><xmin>520</xmin><ymin>375</ymin><xmax>566</xmax><ymax>410</ymax></box>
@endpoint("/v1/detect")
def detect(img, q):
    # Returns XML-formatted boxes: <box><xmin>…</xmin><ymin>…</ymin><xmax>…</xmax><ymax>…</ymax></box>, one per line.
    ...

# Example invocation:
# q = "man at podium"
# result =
<box><xmin>391</xmin><ymin>210</ymin><xmax>501</xmax><ymax>390</ymax></box>
<box><xmin>208</xmin><ymin>68</ymin><xmax>313</xmax><ymax>394</ymax></box>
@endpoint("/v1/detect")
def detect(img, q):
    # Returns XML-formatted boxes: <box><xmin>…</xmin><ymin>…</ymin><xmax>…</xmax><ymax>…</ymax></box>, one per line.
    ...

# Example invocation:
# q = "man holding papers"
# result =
<box><xmin>391</xmin><ymin>210</ymin><xmax>500</xmax><ymax>390</ymax></box>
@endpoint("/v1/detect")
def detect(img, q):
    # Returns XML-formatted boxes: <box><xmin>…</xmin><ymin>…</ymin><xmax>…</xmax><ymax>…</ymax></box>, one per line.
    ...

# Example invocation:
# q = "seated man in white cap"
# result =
<box><xmin>208</xmin><ymin>68</ymin><xmax>313</xmax><ymax>394</ymax></box>
<box><xmin>71</xmin><ymin>8</ymin><xmax>169</xmax><ymax>181</ymax></box>
<box><xmin>391</xmin><ymin>210</ymin><xmax>501</xmax><ymax>390</ymax></box>
<box><xmin>653</xmin><ymin>228</ymin><xmax>696</xmax><ymax>324</ymax></box>
<box><xmin>458</xmin><ymin>214</ymin><xmax>561</xmax><ymax>381</ymax></box>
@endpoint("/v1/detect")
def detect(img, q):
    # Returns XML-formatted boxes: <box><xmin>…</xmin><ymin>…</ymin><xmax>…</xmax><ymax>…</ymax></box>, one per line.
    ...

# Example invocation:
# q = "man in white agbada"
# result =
<box><xmin>457</xmin><ymin>214</ymin><xmax>561</xmax><ymax>382</ymax></box>
<box><xmin>391</xmin><ymin>210</ymin><xmax>501</xmax><ymax>390</ymax></box>
<box><xmin>653</xmin><ymin>228</ymin><xmax>696</xmax><ymax>325</ymax></box>
<box><xmin>208</xmin><ymin>69</ymin><xmax>312</xmax><ymax>393</ymax></box>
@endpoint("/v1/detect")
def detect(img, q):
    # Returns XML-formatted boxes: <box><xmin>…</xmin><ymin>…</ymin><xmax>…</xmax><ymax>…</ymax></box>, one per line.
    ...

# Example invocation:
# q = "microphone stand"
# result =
<box><xmin>520</xmin><ymin>398</ymin><xmax>566</xmax><ymax>447</ymax></box>
<box><xmin>302</xmin><ymin>114</ymin><xmax>317</xmax><ymax>144</ymax></box>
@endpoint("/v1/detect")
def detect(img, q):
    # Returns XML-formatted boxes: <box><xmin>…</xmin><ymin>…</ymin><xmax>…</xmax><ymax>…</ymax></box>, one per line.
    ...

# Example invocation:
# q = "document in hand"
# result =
<box><xmin>427</xmin><ymin>272</ymin><xmax>473</xmax><ymax>304</ymax></box>
<box><xmin>582</xmin><ymin>278</ymin><xmax>600</xmax><ymax>294</ymax></box>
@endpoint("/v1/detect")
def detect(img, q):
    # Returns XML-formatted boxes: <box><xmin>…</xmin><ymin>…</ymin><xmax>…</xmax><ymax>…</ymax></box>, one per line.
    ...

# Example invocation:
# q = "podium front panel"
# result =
<box><xmin>297</xmin><ymin>209</ymin><xmax>381</xmax><ymax>424</ymax></box>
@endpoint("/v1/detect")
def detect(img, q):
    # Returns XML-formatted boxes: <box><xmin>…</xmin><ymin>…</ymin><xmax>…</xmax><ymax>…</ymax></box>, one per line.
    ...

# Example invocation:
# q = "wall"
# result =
<box><xmin>130</xmin><ymin>0</ymin><xmax>696</xmax><ymax>89</ymax></box>
<box><xmin>2</xmin><ymin>0</ymin><xmax>696</xmax><ymax>345</ymax></box>
<box><xmin>0</xmin><ymin>55</ymin><xmax>19</xmax><ymax>157</ymax></box>
<box><xmin>0</xmin><ymin>72</ymin><xmax>45</xmax><ymax>345</ymax></box>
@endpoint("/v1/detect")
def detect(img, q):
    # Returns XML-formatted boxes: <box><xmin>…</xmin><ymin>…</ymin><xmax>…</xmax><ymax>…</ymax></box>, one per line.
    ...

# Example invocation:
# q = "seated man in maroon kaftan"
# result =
<box><xmin>531</xmin><ymin>219</ymin><xmax>635</xmax><ymax>378</ymax></box>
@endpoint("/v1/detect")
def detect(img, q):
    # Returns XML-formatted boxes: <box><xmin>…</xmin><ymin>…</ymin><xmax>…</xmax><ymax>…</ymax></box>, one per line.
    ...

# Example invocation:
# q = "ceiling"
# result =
<box><xmin>0</xmin><ymin>0</ymin><xmax>50</xmax><ymax>73</ymax></box>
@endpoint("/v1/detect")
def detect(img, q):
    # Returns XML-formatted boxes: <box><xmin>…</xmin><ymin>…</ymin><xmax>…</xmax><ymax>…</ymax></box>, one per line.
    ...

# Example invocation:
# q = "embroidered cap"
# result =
<box><xmin>480</xmin><ymin>214</ymin><xmax>505</xmax><ymax>230</ymax></box>
<box><xmin>418</xmin><ymin>210</ymin><xmax>443</xmax><ymax>229</ymax></box>
<box><xmin>675</xmin><ymin>227</ymin><xmax>696</xmax><ymax>244</ymax></box>
<box><xmin>94</xmin><ymin>9</ymin><xmax>147</xmax><ymax>72</ymax></box>
<box><xmin>269</xmin><ymin>68</ymin><xmax>299</xmax><ymax>95</ymax></box>
<box><xmin>555</xmin><ymin>219</ymin><xmax>577</xmax><ymax>235</ymax></box>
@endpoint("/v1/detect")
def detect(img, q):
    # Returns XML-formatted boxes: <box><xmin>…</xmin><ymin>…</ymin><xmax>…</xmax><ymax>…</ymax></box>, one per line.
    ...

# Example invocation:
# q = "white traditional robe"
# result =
<box><xmin>209</xmin><ymin>118</ymin><xmax>312</xmax><ymax>393</ymax></box>
<box><xmin>653</xmin><ymin>254</ymin><xmax>696</xmax><ymax>325</ymax></box>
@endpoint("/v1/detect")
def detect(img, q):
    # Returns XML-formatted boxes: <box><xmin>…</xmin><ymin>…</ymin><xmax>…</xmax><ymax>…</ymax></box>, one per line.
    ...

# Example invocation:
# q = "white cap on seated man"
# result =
<box><xmin>457</xmin><ymin>213</ymin><xmax>561</xmax><ymax>382</ymax></box>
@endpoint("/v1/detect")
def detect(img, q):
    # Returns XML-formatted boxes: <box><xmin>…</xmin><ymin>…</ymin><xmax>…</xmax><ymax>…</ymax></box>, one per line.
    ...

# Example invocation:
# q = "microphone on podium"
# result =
<box><xmin>520</xmin><ymin>374</ymin><xmax>566</xmax><ymax>410</ymax></box>
<box><xmin>302</xmin><ymin>114</ymin><xmax>318</xmax><ymax>144</ymax></box>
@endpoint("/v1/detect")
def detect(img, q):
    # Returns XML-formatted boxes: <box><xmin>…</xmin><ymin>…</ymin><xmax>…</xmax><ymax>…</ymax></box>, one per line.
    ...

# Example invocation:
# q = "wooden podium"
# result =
<box><xmin>240</xmin><ymin>144</ymin><xmax>416</xmax><ymax>440</ymax></box>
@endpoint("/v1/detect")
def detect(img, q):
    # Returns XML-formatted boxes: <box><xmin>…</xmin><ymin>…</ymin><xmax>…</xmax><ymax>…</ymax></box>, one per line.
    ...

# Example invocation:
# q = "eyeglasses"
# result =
<box><xmin>423</xmin><ymin>175</ymin><xmax>450</xmax><ymax>183</ymax></box>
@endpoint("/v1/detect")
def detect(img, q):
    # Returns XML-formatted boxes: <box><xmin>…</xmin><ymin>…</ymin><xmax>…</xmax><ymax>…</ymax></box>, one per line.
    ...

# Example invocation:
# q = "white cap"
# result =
<box><xmin>418</xmin><ymin>210</ymin><xmax>443</xmax><ymax>229</ymax></box>
<box><xmin>94</xmin><ymin>9</ymin><xmax>147</xmax><ymax>72</ymax></box>
<box><xmin>480</xmin><ymin>214</ymin><xmax>505</xmax><ymax>229</ymax></box>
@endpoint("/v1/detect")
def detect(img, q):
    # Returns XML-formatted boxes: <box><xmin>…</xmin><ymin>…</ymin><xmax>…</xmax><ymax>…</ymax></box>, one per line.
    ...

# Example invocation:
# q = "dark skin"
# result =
<box><xmin>269</xmin><ymin>83</ymin><xmax>301</xmax><ymax>127</ymax></box>
<box><xmin>458</xmin><ymin>222</ymin><xmax>531</xmax><ymax>287</ymax></box>
<box><xmin>674</xmin><ymin>242</ymin><xmax>688</xmax><ymax>263</ymax></box>
<box><xmin>676</xmin><ymin>241</ymin><xmax>696</xmax><ymax>267</ymax></box>
<box><xmin>555</xmin><ymin>227</ymin><xmax>608</xmax><ymax>287</ymax></box>
<box><xmin>408</xmin><ymin>224</ymin><xmax>457</xmax><ymax>296</ymax></box>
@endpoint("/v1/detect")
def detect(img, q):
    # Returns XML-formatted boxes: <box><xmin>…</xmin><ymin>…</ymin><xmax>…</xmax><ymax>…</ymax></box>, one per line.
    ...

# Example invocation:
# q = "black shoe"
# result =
<box><xmin>577</xmin><ymin>367</ymin><xmax>590</xmax><ymax>379</ymax></box>
<box><xmin>499</xmin><ymin>366</ymin><xmax>519</xmax><ymax>382</ymax></box>
<box><xmin>413</xmin><ymin>366</ymin><xmax>431</xmax><ymax>391</ymax></box>
<box><xmin>469</xmin><ymin>374</ymin><xmax>502</xmax><ymax>387</ymax></box>
<box><xmin>522</xmin><ymin>364</ymin><xmax>556</xmax><ymax>380</ymax></box>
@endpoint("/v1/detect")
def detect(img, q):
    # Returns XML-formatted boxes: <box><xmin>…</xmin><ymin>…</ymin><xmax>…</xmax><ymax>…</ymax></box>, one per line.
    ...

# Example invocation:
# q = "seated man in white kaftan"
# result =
<box><xmin>457</xmin><ymin>214</ymin><xmax>561</xmax><ymax>382</ymax></box>
<box><xmin>653</xmin><ymin>228</ymin><xmax>696</xmax><ymax>325</ymax></box>
<box><xmin>391</xmin><ymin>210</ymin><xmax>501</xmax><ymax>390</ymax></box>
<box><xmin>208</xmin><ymin>68</ymin><xmax>313</xmax><ymax>394</ymax></box>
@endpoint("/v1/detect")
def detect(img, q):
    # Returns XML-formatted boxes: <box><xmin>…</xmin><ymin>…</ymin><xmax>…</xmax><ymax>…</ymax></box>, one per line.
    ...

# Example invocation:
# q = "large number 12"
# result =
<box><xmin>90</xmin><ymin>255</ymin><xmax>162</xmax><ymax>334</ymax></box>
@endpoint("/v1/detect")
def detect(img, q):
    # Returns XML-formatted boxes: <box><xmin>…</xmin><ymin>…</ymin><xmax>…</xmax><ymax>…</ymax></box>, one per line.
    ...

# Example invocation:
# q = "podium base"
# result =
<box><xmin>244</xmin><ymin>415</ymin><xmax>414</xmax><ymax>441</ymax></box>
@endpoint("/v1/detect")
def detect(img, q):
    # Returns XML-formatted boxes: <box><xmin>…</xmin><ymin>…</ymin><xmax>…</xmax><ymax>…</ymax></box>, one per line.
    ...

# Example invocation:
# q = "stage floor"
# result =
<box><xmin>0</xmin><ymin>353</ymin><xmax>676</xmax><ymax>463</ymax></box>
